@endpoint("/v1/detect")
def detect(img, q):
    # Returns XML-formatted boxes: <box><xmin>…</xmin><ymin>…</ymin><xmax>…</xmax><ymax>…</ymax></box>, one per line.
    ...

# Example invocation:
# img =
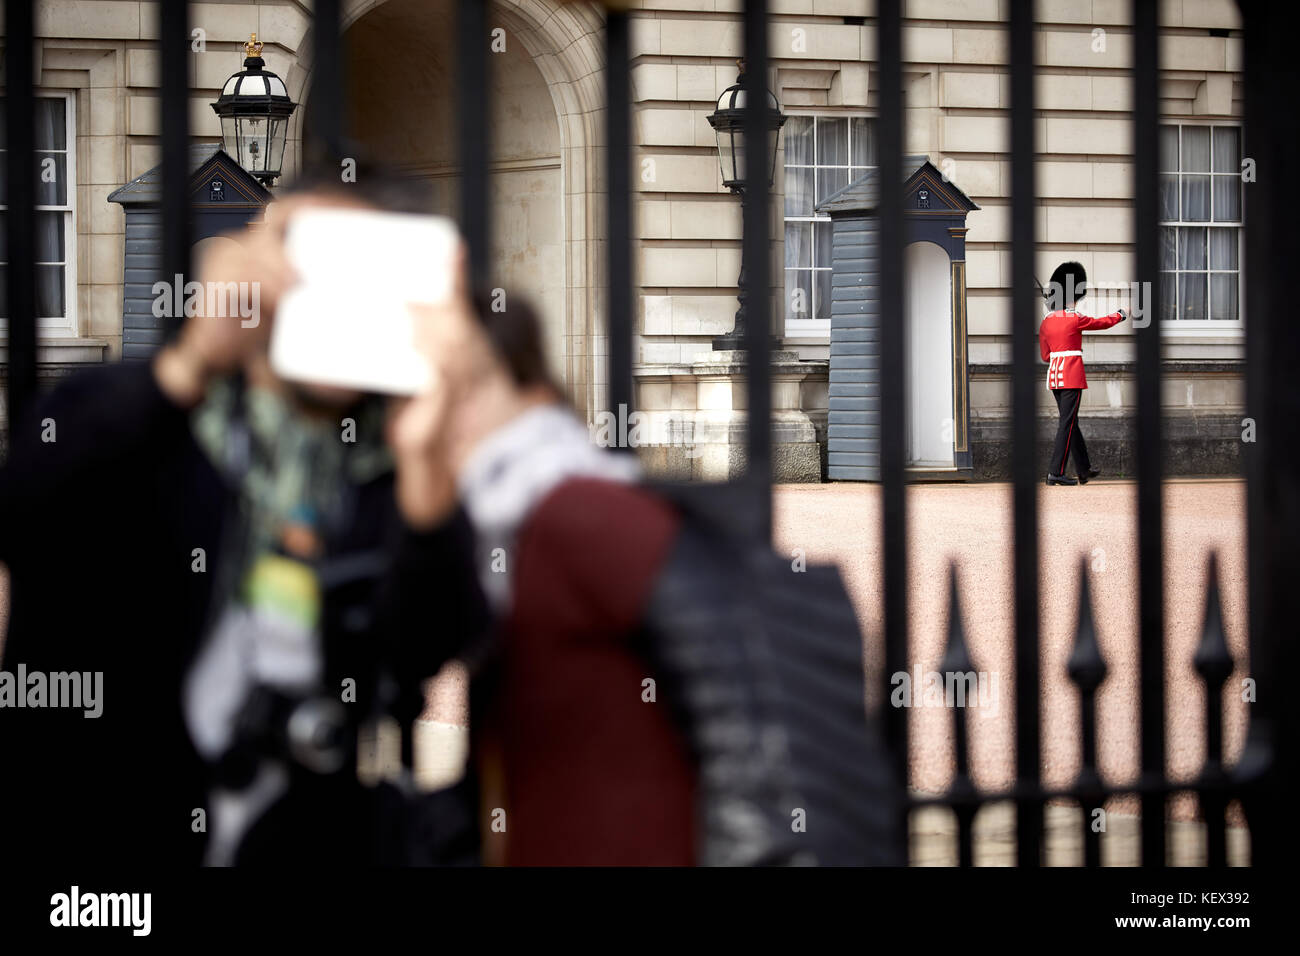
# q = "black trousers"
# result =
<box><xmin>1049</xmin><ymin>387</ymin><xmax>1092</xmax><ymax>477</ymax></box>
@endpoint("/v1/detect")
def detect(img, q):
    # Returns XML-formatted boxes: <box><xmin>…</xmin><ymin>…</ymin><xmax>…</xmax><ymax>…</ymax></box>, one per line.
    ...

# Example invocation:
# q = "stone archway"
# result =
<box><xmin>290</xmin><ymin>0</ymin><xmax>607</xmax><ymax>418</ymax></box>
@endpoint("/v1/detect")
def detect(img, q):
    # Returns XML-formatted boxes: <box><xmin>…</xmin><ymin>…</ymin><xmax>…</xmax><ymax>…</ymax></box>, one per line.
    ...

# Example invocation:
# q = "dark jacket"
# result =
<box><xmin>0</xmin><ymin>362</ymin><xmax>487</xmax><ymax>866</ymax></box>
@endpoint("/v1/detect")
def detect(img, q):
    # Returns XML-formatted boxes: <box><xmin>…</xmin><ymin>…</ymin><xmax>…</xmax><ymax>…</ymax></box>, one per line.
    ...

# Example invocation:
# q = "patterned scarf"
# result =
<box><xmin>191</xmin><ymin>377</ymin><xmax>392</xmax><ymax>576</ymax></box>
<box><xmin>457</xmin><ymin>402</ymin><xmax>642</xmax><ymax>613</ymax></box>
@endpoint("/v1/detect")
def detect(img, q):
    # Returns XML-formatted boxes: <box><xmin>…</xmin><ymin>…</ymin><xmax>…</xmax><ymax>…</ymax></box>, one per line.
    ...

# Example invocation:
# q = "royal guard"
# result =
<box><xmin>1039</xmin><ymin>261</ymin><xmax>1127</xmax><ymax>486</ymax></box>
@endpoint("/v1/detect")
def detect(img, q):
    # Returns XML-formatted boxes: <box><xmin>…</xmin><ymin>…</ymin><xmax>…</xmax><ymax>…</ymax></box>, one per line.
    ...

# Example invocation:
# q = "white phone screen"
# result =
<box><xmin>269</xmin><ymin>208</ymin><xmax>460</xmax><ymax>395</ymax></box>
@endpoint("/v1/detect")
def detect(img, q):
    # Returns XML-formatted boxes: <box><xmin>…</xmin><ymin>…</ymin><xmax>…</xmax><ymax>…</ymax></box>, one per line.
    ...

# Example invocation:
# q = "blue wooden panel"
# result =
<box><xmin>829</xmin><ymin>392</ymin><xmax>882</xmax><ymax>404</ymax></box>
<box><xmin>832</xmin><ymin>327</ymin><xmax>881</xmax><ymax>341</ymax></box>
<box><xmin>828</xmin><ymin>411</ymin><xmax>879</xmax><ymax>425</ymax></box>
<box><xmin>830</xmin><ymin>355</ymin><xmax>881</xmax><ymax>369</ymax></box>
<box><xmin>123</xmin><ymin>312</ymin><xmax>167</xmax><ymax>330</ymax></box>
<box><xmin>831</xmin><ymin>279</ymin><xmax>872</xmax><ymax>294</ymax></box>
<box><xmin>829</xmin><ymin>210</ymin><xmax>884</xmax><ymax>480</ymax></box>
<box><xmin>124</xmin><ymin>282</ymin><xmax>164</xmax><ymax>300</ymax></box>
<box><xmin>128</xmin><ymin>220</ymin><xmax>164</xmax><ymax>239</ymax></box>
<box><xmin>112</xmin><ymin>159</ymin><xmax>269</xmax><ymax>360</ymax></box>
<box><xmin>830</xmin><ymin>439</ymin><xmax>881</xmax><ymax>454</ymax></box>
<box><xmin>123</xmin><ymin>328</ymin><xmax>167</xmax><ymax>344</ymax></box>
<box><xmin>830</xmin><ymin>424</ymin><xmax>881</xmax><ymax>439</ymax></box>
<box><xmin>828</xmin><ymin>452</ymin><xmax>880</xmax><ymax>467</ymax></box>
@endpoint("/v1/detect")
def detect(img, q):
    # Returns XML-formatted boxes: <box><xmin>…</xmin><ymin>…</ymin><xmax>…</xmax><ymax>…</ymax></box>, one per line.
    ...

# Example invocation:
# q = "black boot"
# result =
<box><xmin>1045</xmin><ymin>472</ymin><xmax>1078</xmax><ymax>486</ymax></box>
<box><xmin>1077</xmin><ymin>468</ymin><xmax>1100</xmax><ymax>485</ymax></box>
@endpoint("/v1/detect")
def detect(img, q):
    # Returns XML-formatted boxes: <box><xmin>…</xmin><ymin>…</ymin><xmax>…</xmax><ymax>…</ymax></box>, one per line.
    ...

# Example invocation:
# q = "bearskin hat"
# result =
<box><xmin>1048</xmin><ymin>260</ymin><xmax>1088</xmax><ymax>308</ymax></box>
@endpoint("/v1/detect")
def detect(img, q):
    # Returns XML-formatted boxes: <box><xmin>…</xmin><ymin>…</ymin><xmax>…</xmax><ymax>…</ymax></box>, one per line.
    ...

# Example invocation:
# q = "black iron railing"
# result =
<box><xmin>3</xmin><ymin>0</ymin><xmax>1289</xmax><ymax>867</ymax></box>
<box><xmin>1008</xmin><ymin>0</ymin><xmax>1042</xmax><ymax>867</ymax></box>
<box><xmin>877</xmin><ymin>0</ymin><xmax>910</xmax><ymax>818</ymax></box>
<box><xmin>3</xmin><ymin>0</ymin><xmax>37</xmax><ymax>429</ymax></box>
<box><xmin>159</xmin><ymin>0</ymin><xmax>192</xmax><ymax>345</ymax></box>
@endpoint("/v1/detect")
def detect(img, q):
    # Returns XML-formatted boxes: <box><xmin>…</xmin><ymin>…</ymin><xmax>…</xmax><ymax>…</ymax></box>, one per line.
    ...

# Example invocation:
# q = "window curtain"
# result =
<box><xmin>1</xmin><ymin>97</ymin><xmax>67</xmax><ymax>319</ymax></box>
<box><xmin>1180</xmin><ymin>127</ymin><xmax>1211</xmax><ymax>223</ymax></box>
<box><xmin>783</xmin><ymin>116</ymin><xmax>813</xmax><ymax>218</ymax></box>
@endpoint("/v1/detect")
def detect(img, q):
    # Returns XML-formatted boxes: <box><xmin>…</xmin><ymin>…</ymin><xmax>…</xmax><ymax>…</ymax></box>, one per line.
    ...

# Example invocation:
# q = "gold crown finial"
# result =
<box><xmin>244</xmin><ymin>33</ymin><xmax>263</xmax><ymax>58</ymax></box>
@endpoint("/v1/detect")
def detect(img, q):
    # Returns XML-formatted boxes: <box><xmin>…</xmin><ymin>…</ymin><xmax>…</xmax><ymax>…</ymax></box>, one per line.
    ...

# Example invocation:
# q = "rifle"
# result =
<box><xmin>1033</xmin><ymin>274</ymin><xmax>1050</xmax><ymax>304</ymax></box>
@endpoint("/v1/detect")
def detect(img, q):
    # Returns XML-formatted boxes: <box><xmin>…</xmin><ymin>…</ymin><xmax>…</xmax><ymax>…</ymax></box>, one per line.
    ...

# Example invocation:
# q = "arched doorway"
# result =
<box><xmin>341</xmin><ymin>0</ymin><xmax>564</xmax><ymax>384</ymax></box>
<box><xmin>904</xmin><ymin>240</ymin><xmax>955</xmax><ymax>468</ymax></box>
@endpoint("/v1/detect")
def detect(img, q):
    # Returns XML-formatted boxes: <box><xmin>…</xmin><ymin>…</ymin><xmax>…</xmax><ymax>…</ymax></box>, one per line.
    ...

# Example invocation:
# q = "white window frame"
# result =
<box><xmin>1157</xmin><ymin>120</ymin><xmax>1244</xmax><ymax>334</ymax></box>
<box><xmin>782</xmin><ymin>112</ymin><xmax>875</xmax><ymax>340</ymax></box>
<box><xmin>1</xmin><ymin>89</ymin><xmax>78</xmax><ymax>338</ymax></box>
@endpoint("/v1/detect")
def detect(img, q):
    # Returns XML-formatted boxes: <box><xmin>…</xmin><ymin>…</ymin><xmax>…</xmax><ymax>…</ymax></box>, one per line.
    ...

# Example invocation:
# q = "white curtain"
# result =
<box><xmin>1181</xmin><ymin>175</ymin><xmax>1210</xmax><ymax>222</ymax></box>
<box><xmin>1177</xmin><ymin>226</ymin><xmax>1206</xmax><ymax>319</ymax></box>
<box><xmin>1180</xmin><ymin>127</ymin><xmax>1210</xmax><ymax>222</ymax></box>
<box><xmin>818</xmin><ymin>117</ymin><xmax>848</xmax><ymax>166</ymax></box>
<box><xmin>851</xmin><ymin>116</ymin><xmax>876</xmax><ymax>166</ymax></box>
<box><xmin>783</xmin><ymin>116</ymin><xmax>813</xmax><ymax>218</ymax></box>
<box><xmin>1209</xmin><ymin>228</ymin><xmax>1238</xmax><ymax>320</ymax></box>
<box><xmin>784</xmin><ymin>221</ymin><xmax>812</xmax><ymax>323</ymax></box>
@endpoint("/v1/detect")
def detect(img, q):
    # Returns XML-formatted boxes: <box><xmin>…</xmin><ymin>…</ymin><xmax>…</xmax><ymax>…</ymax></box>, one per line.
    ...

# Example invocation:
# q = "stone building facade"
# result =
<box><xmin>1</xmin><ymin>0</ymin><xmax>1246</xmax><ymax>477</ymax></box>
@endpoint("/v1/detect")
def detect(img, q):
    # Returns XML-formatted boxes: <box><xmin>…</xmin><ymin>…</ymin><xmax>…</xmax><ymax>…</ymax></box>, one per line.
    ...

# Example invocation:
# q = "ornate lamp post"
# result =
<box><xmin>707</xmin><ymin>59</ymin><xmax>786</xmax><ymax>350</ymax></box>
<box><xmin>211</xmin><ymin>34</ymin><xmax>298</xmax><ymax>185</ymax></box>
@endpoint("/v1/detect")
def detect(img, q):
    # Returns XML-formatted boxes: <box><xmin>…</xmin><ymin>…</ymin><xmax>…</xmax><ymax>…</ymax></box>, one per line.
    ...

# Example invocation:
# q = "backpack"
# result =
<box><xmin>641</xmin><ymin>483</ymin><xmax>905</xmax><ymax>866</ymax></box>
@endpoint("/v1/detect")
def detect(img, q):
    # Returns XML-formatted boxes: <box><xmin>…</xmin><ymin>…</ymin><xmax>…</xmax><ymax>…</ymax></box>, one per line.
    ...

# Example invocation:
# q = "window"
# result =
<box><xmin>1159</xmin><ymin>124</ymin><xmax>1242</xmax><ymax>325</ymax></box>
<box><xmin>1</xmin><ymin>92</ymin><xmax>78</xmax><ymax>336</ymax></box>
<box><xmin>783</xmin><ymin>115</ymin><xmax>875</xmax><ymax>337</ymax></box>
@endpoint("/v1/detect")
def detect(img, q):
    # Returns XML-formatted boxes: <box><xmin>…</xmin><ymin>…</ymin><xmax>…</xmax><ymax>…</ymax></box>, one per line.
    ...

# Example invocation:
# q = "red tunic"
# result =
<box><xmin>1038</xmin><ymin>308</ymin><xmax>1124</xmax><ymax>390</ymax></box>
<box><xmin>481</xmin><ymin>477</ymin><xmax>696</xmax><ymax>866</ymax></box>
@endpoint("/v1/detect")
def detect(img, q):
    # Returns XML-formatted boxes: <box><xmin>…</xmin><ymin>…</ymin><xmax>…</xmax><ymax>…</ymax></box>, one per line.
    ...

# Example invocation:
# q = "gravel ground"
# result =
<box><xmin>417</xmin><ymin>477</ymin><xmax>1248</xmax><ymax>830</ymax></box>
<box><xmin>771</xmin><ymin>477</ymin><xmax>1249</xmax><ymax>823</ymax></box>
<box><xmin>1</xmin><ymin>477</ymin><xmax>1249</xmax><ymax>831</ymax></box>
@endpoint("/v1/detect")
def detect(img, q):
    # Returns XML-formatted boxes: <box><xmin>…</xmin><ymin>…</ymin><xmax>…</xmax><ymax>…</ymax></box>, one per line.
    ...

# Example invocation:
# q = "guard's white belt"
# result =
<box><xmin>1049</xmin><ymin>350</ymin><xmax>1083</xmax><ymax>358</ymax></box>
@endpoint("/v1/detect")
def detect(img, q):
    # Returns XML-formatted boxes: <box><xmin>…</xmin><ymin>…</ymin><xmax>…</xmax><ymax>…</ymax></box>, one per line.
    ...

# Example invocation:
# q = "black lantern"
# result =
<box><xmin>210</xmin><ymin>34</ymin><xmax>297</xmax><ymax>185</ymax></box>
<box><xmin>708</xmin><ymin>59</ymin><xmax>786</xmax><ymax>194</ymax></box>
<box><xmin>706</xmin><ymin>60</ymin><xmax>786</xmax><ymax>350</ymax></box>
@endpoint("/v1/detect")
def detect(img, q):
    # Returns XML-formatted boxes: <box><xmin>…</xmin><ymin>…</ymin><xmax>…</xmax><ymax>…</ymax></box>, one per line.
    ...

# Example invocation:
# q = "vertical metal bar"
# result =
<box><xmin>159</xmin><ymin>1</ymin><xmax>191</xmax><ymax>346</ymax></box>
<box><xmin>457</xmin><ymin>0</ymin><xmax>492</xmax><ymax>286</ymax></box>
<box><xmin>4</xmin><ymin>0</ymin><xmax>37</xmax><ymax>429</ymax></box>
<box><xmin>742</xmin><ymin>0</ymin><xmax>772</xmax><ymax>543</ymax></box>
<box><xmin>1132</xmin><ymin>0</ymin><xmax>1166</xmax><ymax>868</ymax></box>
<box><xmin>877</xmin><ymin>0</ymin><xmax>909</xmax><ymax>815</ymax></box>
<box><xmin>941</xmin><ymin>564</ymin><xmax>976</xmax><ymax>868</ymax></box>
<box><xmin>1008</xmin><ymin>0</ymin><xmax>1041</xmax><ymax>867</ymax></box>
<box><xmin>1238</xmin><ymin>0</ymin><xmax>1269</xmax><ymax>872</ymax></box>
<box><xmin>605</xmin><ymin>9</ymin><xmax>634</xmax><ymax>425</ymax></box>
<box><xmin>311</xmin><ymin>0</ymin><xmax>344</xmax><ymax>163</ymax></box>
<box><xmin>1240</xmin><ymin>0</ymin><xmax>1298</xmax><ymax>873</ymax></box>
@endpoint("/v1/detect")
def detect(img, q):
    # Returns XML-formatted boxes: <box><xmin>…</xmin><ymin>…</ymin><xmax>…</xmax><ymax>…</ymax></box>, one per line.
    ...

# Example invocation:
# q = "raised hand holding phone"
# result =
<box><xmin>270</xmin><ymin>209</ymin><xmax>461</xmax><ymax>395</ymax></box>
<box><xmin>387</xmin><ymin>243</ymin><xmax>486</xmax><ymax>528</ymax></box>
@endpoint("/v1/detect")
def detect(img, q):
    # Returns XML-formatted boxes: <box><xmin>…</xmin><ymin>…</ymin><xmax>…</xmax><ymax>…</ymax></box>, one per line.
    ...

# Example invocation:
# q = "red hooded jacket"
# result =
<box><xmin>1038</xmin><ymin>308</ymin><xmax>1125</xmax><ymax>389</ymax></box>
<box><xmin>476</xmin><ymin>477</ymin><xmax>696</xmax><ymax>866</ymax></box>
